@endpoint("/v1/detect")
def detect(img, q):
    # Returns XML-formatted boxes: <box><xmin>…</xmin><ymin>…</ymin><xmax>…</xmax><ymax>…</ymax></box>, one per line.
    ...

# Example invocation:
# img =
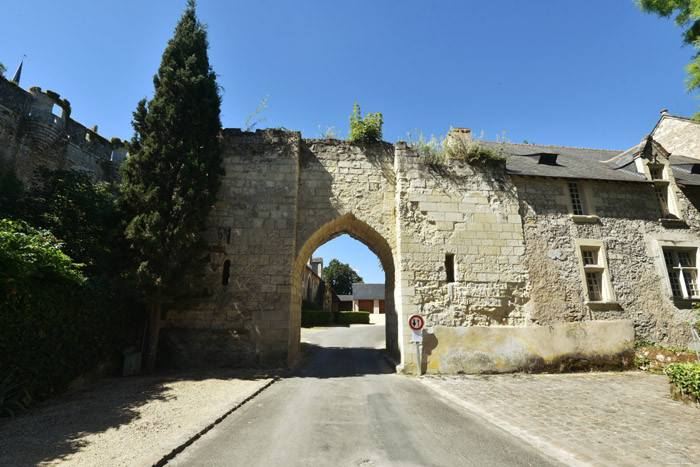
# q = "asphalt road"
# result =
<box><xmin>168</xmin><ymin>324</ymin><xmax>561</xmax><ymax>467</ymax></box>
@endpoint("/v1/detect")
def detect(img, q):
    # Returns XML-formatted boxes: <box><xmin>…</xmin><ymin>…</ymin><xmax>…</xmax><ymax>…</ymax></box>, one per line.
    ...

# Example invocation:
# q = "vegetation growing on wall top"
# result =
<box><xmin>348</xmin><ymin>103</ymin><xmax>383</xmax><ymax>143</ymax></box>
<box><xmin>408</xmin><ymin>129</ymin><xmax>506</xmax><ymax>167</ymax></box>
<box><xmin>244</xmin><ymin>94</ymin><xmax>269</xmax><ymax>132</ymax></box>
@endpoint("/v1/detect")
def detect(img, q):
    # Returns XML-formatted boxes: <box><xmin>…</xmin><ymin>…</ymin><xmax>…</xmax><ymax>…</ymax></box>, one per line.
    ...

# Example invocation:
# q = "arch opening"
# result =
<box><xmin>289</xmin><ymin>214</ymin><xmax>397</xmax><ymax>365</ymax></box>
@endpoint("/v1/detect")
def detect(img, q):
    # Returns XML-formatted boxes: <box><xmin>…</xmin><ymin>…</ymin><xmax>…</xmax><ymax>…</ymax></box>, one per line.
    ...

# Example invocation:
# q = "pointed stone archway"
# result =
<box><xmin>288</xmin><ymin>214</ymin><xmax>397</xmax><ymax>365</ymax></box>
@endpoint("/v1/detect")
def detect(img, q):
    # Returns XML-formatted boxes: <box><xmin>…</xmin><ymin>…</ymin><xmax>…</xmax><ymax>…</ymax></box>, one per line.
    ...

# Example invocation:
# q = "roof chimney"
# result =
<box><xmin>449</xmin><ymin>128</ymin><xmax>471</xmax><ymax>140</ymax></box>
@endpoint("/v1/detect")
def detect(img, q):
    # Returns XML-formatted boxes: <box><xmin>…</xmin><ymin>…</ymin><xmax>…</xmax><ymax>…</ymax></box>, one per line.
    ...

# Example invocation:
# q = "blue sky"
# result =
<box><xmin>1</xmin><ymin>0</ymin><xmax>697</xmax><ymax>283</ymax></box>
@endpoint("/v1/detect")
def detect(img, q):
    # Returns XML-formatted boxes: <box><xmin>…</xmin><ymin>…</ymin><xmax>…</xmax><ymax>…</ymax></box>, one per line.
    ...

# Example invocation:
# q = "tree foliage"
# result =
<box><xmin>0</xmin><ymin>219</ymin><xmax>138</xmax><ymax>404</ymax></box>
<box><xmin>118</xmin><ymin>0</ymin><xmax>223</xmax><ymax>371</ymax></box>
<box><xmin>638</xmin><ymin>0</ymin><xmax>700</xmax><ymax>118</ymax></box>
<box><xmin>119</xmin><ymin>0</ymin><xmax>223</xmax><ymax>298</ymax></box>
<box><xmin>322</xmin><ymin>258</ymin><xmax>363</xmax><ymax>295</ymax></box>
<box><xmin>0</xmin><ymin>169</ymin><xmax>140</xmax><ymax>404</ymax></box>
<box><xmin>0</xmin><ymin>60</ymin><xmax>6</xmax><ymax>77</ymax></box>
<box><xmin>0</xmin><ymin>169</ymin><xmax>118</xmax><ymax>276</ymax></box>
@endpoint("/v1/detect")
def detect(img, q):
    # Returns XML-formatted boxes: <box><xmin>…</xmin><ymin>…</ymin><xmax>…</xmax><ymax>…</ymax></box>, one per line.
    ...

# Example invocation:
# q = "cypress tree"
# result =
<box><xmin>119</xmin><ymin>0</ymin><xmax>223</xmax><ymax>371</ymax></box>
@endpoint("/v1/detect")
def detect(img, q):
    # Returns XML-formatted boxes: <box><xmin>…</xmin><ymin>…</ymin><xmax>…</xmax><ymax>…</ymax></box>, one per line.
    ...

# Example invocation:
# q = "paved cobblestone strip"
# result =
<box><xmin>420</xmin><ymin>372</ymin><xmax>700</xmax><ymax>467</ymax></box>
<box><xmin>421</xmin><ymin>378</ymin><xmax>587</xmax><ymax>467</ymax></box>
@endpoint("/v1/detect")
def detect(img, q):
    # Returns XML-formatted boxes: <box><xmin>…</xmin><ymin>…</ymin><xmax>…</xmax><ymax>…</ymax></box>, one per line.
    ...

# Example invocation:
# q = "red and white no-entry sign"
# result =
<box><xmin>408</xmin><ymin>314</ymin><xmax>424</xmax><ymax>331</ymax></box>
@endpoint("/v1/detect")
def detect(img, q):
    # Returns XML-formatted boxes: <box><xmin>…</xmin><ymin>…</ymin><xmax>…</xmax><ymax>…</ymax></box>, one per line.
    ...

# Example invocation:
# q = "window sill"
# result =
<box><xmin>571</xmin><ymin>214</ymin><xmax>599</xmax><ymax>223</ymax></box>
<box><xmin>659</xmin><ymin>218</ymin><xmax>687</xmax><ymax>228</ymax></box>
<box><xmin>672</xmin><ymin>299</ymin><xmax>699</xmax><ymax>309</ymax></box>
<box><xmin>585</xmin><ymin>300</ymin><xmax>621</xmax><ymax>310</ymax></box>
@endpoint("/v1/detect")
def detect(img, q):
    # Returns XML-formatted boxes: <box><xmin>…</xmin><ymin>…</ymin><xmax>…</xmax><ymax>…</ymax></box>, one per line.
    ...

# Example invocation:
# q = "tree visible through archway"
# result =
<box><xmin>288</xmin><ymin>215</ymin><xmax>397</xmax><ymax>365</ymax></box>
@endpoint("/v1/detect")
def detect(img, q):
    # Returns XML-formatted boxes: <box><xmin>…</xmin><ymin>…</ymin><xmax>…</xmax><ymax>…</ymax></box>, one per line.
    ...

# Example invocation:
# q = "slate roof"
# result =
<box><xmin>351</xmin><ymin>283</ymin><xmax>385</xmax><ymax>300</ymax></box>
<box><xmin>669</xmin><ymin>155</ymin><xmax>700</xmax><ymax>186</ymax></box>
<box><xmin>470</xmin><ymin>139</ymin><xmax>700</xmax><ymax>186</ymax></box>
<box><xmin>336</xmin><ymin>294</ymin><xmax>353</xmax><ymax>302</ymax></box>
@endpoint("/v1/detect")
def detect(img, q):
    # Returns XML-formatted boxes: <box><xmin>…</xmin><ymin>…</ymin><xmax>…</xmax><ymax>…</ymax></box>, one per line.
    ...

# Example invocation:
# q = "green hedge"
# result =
<box><xmin>301</xmin><ymin>309</ymin><xmax>330</xmax><ymax>327</ymax></box>
<box><xmin>302</xmin><ymin>299</ymin><xmax>320</xmax><ymax>311</ymax></box>
<box><xmin>665</xmin><ymin>362</ymin><xmax>700</xmax><ymax>402</ymax></box>
<box><xmin>336</xmin><ymin>311</ymin><xmax>370</xmax><ymax>325</ymax></box>
<box><xmin>0</xmin><ymin>220</ymin><xmax>137</xmax><ymax>403</ymax></box>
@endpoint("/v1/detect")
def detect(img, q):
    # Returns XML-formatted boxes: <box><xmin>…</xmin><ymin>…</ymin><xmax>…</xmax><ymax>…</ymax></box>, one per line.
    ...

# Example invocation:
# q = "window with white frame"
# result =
<box><xmin>663</xmin><ymin>248</ymin><xmax>699</xmax><ymax>299</ymax></box>
<box><xmin>576</xmin><ymin>240</ymin><xmax>614</xmax><ymax>303</ymax></box>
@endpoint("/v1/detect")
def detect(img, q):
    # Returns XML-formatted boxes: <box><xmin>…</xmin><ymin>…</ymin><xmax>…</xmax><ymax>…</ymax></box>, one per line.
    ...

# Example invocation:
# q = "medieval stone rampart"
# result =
<box><xmin>0</xmin><ymin>77</ymin><xmax>125</xmax><ymax>184</ymax></box>
<box><xmin>160</xmin><ymin>130</ymin><xmax>639</xmax><ymax>373</ymax></box>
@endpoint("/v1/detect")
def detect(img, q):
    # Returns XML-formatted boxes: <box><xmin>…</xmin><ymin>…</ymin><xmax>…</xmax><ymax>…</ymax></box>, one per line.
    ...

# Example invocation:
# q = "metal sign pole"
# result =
<box><xmin>408</xmin><ymin>315</ymin><xmax>425</xmax><ymax>376</ymax></box>
<box><xmin>416</xmin><ymin>341</ymin><xmax>421</xmax><ymax>376</ymax></box>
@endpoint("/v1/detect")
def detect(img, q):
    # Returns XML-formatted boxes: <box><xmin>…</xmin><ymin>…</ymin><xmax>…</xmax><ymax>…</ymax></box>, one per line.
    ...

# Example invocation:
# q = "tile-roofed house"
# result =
<box><xmin>351</xmin><ymin>283</ymin><xmax>386</xmax><ymax>314</ymax></box>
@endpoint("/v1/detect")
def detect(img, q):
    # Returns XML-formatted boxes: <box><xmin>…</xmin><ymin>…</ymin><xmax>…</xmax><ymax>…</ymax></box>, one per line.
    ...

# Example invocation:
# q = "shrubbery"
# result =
<box><xmin>336</xmin><ymin>311</ymin><xmax>370</xmax><ymax>325</ymax></box>
<box><xmin>0</xmin><ymin>220</ymin><xmax>133</xmax><ymax>401</ymax></box>
<box><xmin>301</xmin><ymin>309</ymin><xmax>331</xmax><ymax>327</ymax></box>
<box><xmin>665</xmin><ymin>362</ymin><xmax>700</xmax><ymax>404</ymax></box>
<box><xmin>348</xmin><ymin>103</ymin><xmax>383</xmax><ymax>144</ymax></box>
<box><xmin>0</xmin><ymin>170</ymin><xmax>140</xmax><ymax>409</ymax></box>
<box><xmin>408</xmin><ymin>130</ymin><xmax>506</xmax><ymax>167</ymax></box>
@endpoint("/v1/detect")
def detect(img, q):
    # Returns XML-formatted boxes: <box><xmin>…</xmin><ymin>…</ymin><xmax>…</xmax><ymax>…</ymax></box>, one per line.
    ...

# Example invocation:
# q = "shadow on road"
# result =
<box><xmin>0</xmin><ymin>368</ymin><xmax>276</xmax><ymax>467</ymax></box>
<box><xmin>291</xmin><ymin>344</ymin><xmax>394</xmax><ymax>379</ymax></box>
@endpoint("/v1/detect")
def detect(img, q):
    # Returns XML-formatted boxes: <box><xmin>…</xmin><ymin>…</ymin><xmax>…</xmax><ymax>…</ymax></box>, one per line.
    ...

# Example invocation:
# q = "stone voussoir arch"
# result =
<box><xmin>289</xmin><ymin>213</ymin><xmax>398</xmax><ymax>364</ymax></box>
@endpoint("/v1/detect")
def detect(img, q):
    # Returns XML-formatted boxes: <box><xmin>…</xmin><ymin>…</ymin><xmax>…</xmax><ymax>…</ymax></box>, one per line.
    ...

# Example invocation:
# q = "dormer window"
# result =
<box><xmin>648</xmin><ymin>165</ymin><xmax>664</xmax><ymax>180</ymax></box>
<box><xmin>537</xmin><ymin>153</ymin><xmax>558</xmax><ymax>165</ymax></box>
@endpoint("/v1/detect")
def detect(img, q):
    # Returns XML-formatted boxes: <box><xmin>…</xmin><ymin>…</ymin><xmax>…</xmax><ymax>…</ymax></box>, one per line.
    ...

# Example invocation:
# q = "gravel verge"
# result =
<box><xmin>0</xmin><ymin>368</ymin><xmax>277</xmax><ymax>466</ymax></box>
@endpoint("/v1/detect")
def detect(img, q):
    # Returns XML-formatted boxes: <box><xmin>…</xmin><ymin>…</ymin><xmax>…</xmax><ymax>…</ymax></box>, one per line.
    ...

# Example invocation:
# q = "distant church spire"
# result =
<box><xmin>12</xmin><ymin>57</ymin><xmax>24</xmax><ymax>84</ymax></box>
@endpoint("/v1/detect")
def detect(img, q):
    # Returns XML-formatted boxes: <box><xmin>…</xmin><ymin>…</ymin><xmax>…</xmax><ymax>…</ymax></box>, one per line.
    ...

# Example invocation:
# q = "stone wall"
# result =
<box><xmin>652</xmin><ymin>113</ymin><xmax>700</xmax><ymax>158</ymax></box>
<box><xmin>160</xmin><ymin>130</ymin><xmax>700</xmax><ymax>373</ymax></box>
<box><xmin>0</xmin><ymin>77</ymin><xmax>125</xmax><ymax>184</ymax></box>
<box><xmin>393</xmin><ymin>143</ymin><xmax>532</xmax><ymax>371</ymax></box>
<box><xmin>513</xmin><ymin>175</ymin><xmax>700</xmax><ymax>348</ymax></box>
<box><xmin>163</xmin><ymin>130</ymin><xmax>400</xmax><ymax>365</ymax></box>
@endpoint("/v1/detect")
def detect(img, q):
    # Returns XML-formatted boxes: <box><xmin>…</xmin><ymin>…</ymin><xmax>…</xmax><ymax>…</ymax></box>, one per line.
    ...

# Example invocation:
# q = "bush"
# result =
<box><xmin>408</xmin><ymin>129</ymin><xmax>507</xmax><ymax>167</ymax></box>
<box><xmin>665</xmin><ymin>362</ymin><xmax>700</xmax><ymax>403</ymax></box>
<box><xmin>302</xmin><ymin>309</ymin><xmax>331</xmax><ymax>327</ymax></box>
<box><xmin>0</xmin><ymin>373</ymin><xmax>31</xmax><ymax>418</ymax></box>
<box><xmin>302</xmin><ymin>299</ymin><xmax>321</xmax><ymax>311</ymax></box>
<box><xmin>348</xmin><ymin>103</ymin><xmax>383</xmax><ymax>144</ymax></box>
<box><xmin>445</xmin><ymin>138</ymin><xmax>506</xmax><ymax>167</ymax></box>
<box><xmin>0</xmin><ymin>219</ymin><xmax>138</xmax><ymax>402</ymax></box>
<box><xmin>336</xmin><ymin>311</ymin><xmax>370</xmax><ymax>325</ymax></box>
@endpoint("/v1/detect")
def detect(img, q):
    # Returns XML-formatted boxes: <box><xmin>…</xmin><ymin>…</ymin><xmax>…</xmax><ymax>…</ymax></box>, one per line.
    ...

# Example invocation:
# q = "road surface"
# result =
<box><xmin>168</xmin><ymin>323</ymin><xmax>561</xmax><ymax>467</ymax></box>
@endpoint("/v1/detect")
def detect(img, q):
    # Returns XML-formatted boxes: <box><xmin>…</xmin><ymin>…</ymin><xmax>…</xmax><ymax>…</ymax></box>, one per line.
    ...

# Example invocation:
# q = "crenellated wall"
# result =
<box><xmin>0</xmin><ymin>77</ymin><xmax>125</xmax><ymax>184</ymax></box>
